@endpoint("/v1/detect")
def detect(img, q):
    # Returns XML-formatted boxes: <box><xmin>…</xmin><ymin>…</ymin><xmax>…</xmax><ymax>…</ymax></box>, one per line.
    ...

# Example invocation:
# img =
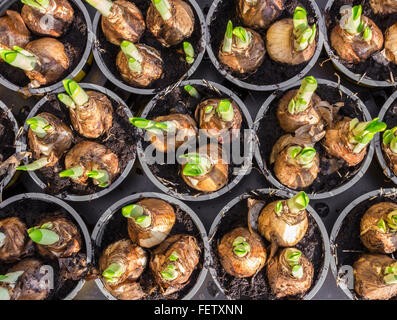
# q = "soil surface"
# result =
<box><xmin>325</xmin><ymin>0</ymin><xmax>397</xmax><ymax>82</ymax></box>
<box><xmin>95</xmin><ymin>197</ymin><xmax>205</xmax><ymax>300</ymax></box>
<box><xmin>96</xmin><ymin>0</ymin><xmax>204</xmax><ymax>92</ymax></box>
<box><xmin>209</xmin><ymin>0</ymin><xmax>319</xmax><ymax>86</ymax></box>
<box><xmin>210</xmin><ymin>192</ymin><xmax>325</xmax><ymax>300</ymax></box>
<box><xmin>0</xmin><ymin>110</ymin><xmax>17</xmax><ymax>184</ymax></box>
<box><xmin>257</xmin><ymin>83</ymin><xmax>368</xmax><ymax>196</ymax></box>
<box><xmin>0</xmin><ymin>198</ymin><xmax>87</xmax><ymax>300</ymax></box>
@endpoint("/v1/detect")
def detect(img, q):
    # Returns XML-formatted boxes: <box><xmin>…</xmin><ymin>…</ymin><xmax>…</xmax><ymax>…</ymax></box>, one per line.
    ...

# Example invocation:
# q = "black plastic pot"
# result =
<box><xmin>0</xmin><ymin>99</ymin><xmax>23</xmax><ymax>192</ymax></box>
<box><xmin>322</xmin><ymin>0</ymin><xmax>397</xmax><ymax>88</ymax></box>
<box><xmin>91</xmin><ymin>192</ymin><xmax>209</xmax><ymax>300</ymax></box>
<box><xmin>0</xmin><ymin>192</ymin><xmax>92</xmax><ymax>300</ymax></box>
<box><xmin>206</xmin><ymin>0</ymin><xmax>324</xmax><ymax>92</ymax></box>
<box><xmin>376</xmin><ymin>90</ymin><xmax>397</xmax><ymax>184</ymax></box>
<box><xmin>21</xmin><ymin>83</ymin><xmax>136</xmax><ymax>202</ymax></box>
<box><xmin>254</xmin><ymin>78</ymin><xmax>373</xmax><ymax>200</ymax></box>
<box><xmin>0</xmin><ymin>0</ymin><xmax>93</xmax><ymax>96</ymax></box>
<box><xmin>92</xmin><ymin>0</ymin><xmax>206</xmax><ymax>95</ymax></box>
<box><xmin>208</xmin><ymin>188</ymin><xmax>330</xmax><ymax>300</ymax></box>
<box><xmin>330</xmin><ymin>188</ymin><xmax>397</xmax><ymax>300</ymax></box>
<box><xmin>136</xmin><ymin>79</ymin><xmax>254</xmax><ymax>202</ymax></box>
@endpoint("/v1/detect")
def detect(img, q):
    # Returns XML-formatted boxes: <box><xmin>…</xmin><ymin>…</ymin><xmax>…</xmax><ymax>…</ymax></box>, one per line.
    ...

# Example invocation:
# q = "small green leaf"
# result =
<box><xmin>216</xmin><ymin>99</ymin><xmax>234</xmax><ymax>122</ymax></box>
<box><xmin>275</xmin><ymin>201</ymin><xmax>283</xmax><ymax>214</ymax></box>
<box><xmin>169</xmin><ymin>251</ymin><xmax>179</xmax><ymax>261</ymax></box>
<box><xmin>184</xmin><ymin>85</ymin><xmax>200</xmax><ymax>99</ymax></box>
<box><xmin>377</xmin><ymin>218</ymin><xmax>387</xmax><ymax>233</ymax></box>
<box><xmin>384</xmin><ymin>274</ymin><xmax>397</xmax><ymax>285</ymax></box>
<box><xmin>122</xmin><ymin>204</ymin><xmax>144</xmax><ymax>218</ymax></box>
<box><xmin>28</xmin><ymin>228</ymin><xmax>59</xmax><ymax>245</ymax></box>
<box><xmin>291</xmin><ymin>265</ymin><xmax>304</xmax><ymax>279</ymax></box>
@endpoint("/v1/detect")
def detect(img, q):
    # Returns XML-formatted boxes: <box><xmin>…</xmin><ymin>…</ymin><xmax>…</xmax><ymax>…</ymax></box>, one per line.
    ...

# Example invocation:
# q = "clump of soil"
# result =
<box><xmin>209</xmin><ymin>0</ymin><xmax>319</xmax><ymax>86</ymax></box>
<box><xmin>325</xmin><ymin>0</ymin><xmax>397</xmax><ymax>82</ymax></box>
<box><xmin>210</xmin><ymin>192</ymin><xmax>325</xmax><ymax>300</ymax></box>
<box><xmin>95</xmin><ymin>198</ymin><xmax>205</xmax><ymax>300</ymax></box>
<box><xmin>0</xmin><ymin>110</ymin><xmax>17</xmax><ymax>184</ymax></box>
<box><xmin>333</xmin><ymin>191</ymin><xmax>397</xmax><ymax>300</ymax></box>
<box><xmin>257</xmin><ymin>83</ymin><xmax>367</xmax><ymax>196</ymax></box>
<box><xmin>95</xmin><ymin>0</ymin><xmax>204</xmax><ymax>92</ymax></box>
<box><xmin>0</xmin><ymin>1</ymin><xmax>88</xmax><ymax>89</ymax></box>
<box><xmin>0</xmin><ymin>198</ymin><xmax>88</xmax><ymax>300</ymax></box>
<box><xmin>27</xmin><ymin>91</ymin><xmax>136</xmax><ymax>197</ymax></box>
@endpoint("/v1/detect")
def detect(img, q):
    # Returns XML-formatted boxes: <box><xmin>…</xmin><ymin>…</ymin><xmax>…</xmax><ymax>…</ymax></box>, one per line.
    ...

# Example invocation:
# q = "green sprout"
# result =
<box><xmin>377</xmin><ymin>218</ymin><xmax>387</xmax><ymax>233</ymax></box>
<box><xmin>384</xmin><ymin>262</ymin><xmax>397</xmax><ymax>285</ymax></box>
<box><xmin>129</xmin><ymin>117</ymin><xmax>177</xmax><ymax>135</ymax></box>
<box><xmin>179</xmin><ymin>153</ymin><xmax>212</xmax><ymax>177</ymax></box>
<box><xmin>87</xmin><ymin>170</ymin><xmax>109</xmax><ymax>187</ymax></box>
<box><xmin>287</xmin><ymin>191</ymin><xmax>309</xmax><ymax>213</ymax></box>
<box><xmin>153</xmin><ymin>0</ymin><xmax>172</xmax><ymax>21</ymax></box>
<box><xmin>183</xmin><ymin>42</ymin><xmax>195</xmax><ymax>64</ymax></box>
<box><xmin>285</xmin><ymin>248</ymin><xmax>303</xmax><ymax>279</ymax></box>
<box><xmin>184</xmin><ymin>85</ymin><xmax>200</xmax><ymax>99</ymax></box>
<box><xmin>28</xmin><ymin>223</ymin><xmax>59</xmax><ymax>245</ymax></box>
<box><xmin>59</xmin><ymin>166</ymin><xmax>84</xmax><ymax>180</ymax></box>
<box><xmin>216</xmin><ymin>99</ymin><xmax>234</xmax><ymax>122</ymax></box>
<box><xmin>26</xmin><ymin>116</ymin><xmax>53</xmax><ymax>139</ymax></box>
<box><xmin>120</xmin><ymin>41</ymin><xmax>143</xmax><ymax>74</ymax></box>
<box><xmin>169</xmin><ymin>251</ymin><xmax>179</xmax><ymax>261</ymax></box>
<box><xmin>16</xmin><ymin>157</ymin><xmax>50</xmax><ymax>171</ymax></box>
<box><xmin>387</xmin><ymin>211</ymin><xmax>397</xmax><ymax>231</ymax></box>
<box><xmin>287</xmin><ymin>146</ymin><xmax>317</xmax><ymax>168</ymax></box>
<box><xmin>383</xmin><ymin>127</ymin><xmax>397</xmax><ymax>154</ymax></box>
<box><xmin>21</xmin><ymin>0</ymin><xmax>49</xmax><ymax>11</ymax></box>
<box><xmin>0</xmin><ymin>46</ymin><xmax>37</xmax><ymax>71</ymax></box>
<box><xmin>293</xmin><ymin>7</ymin><xmax>316</xmax><ymax>52</ymax></box>
<box><xmin>349</xmin><ymin>118</ymin><xmax>387</xmax><ymax>154</ymax></box>
<box><xmin>232</xmin><ymin>236</ymin><xmax>251</xmax><ymax>258</ymax></box>
<box><xmin>363</xmin><ymin>26</ymin><xmax>372</xmax><ymax>42</ymax></box>
<box><xmin>343</xmin><ymin>5</ymin><xmax>364</xmax><ymax>35</ymax></box>
<box><xmin>160</xmin><ymin>264</ymin><xmax>178</xmax><ymax>281</ymax></box>
<box><xmin>84</xmin><ymin>0</ymin><xmax>113</xmax><ymax>17</ymax></box>
<box><xmin>0</xmin><ymin>271</ymin><xmax>24</xmax><ymax>284</ymax></box>
<box><xmin>121</xmin><ymin>204</ymin><xmax>151</xmax><ymax>228</ymax></box>
<box><xmin>222</xmin><ymin>20</ymin><xmax>233</xmax><ymax>53</ymax></box>
<box><xmin>232</xmin><ymin>26</ymin><xmax>252</xmax><ymax>49</ymax></box>
<box><xmin>205</xmin><ymin>105</ymin><xmax>213</xmax><ymax>114</ymax></box>
<box><xmin>275</xmin><ymin>200</ymin><xmax>283</xmax><ymax>215</ymax></box>
<box><xmin>288</xmin><ymin>76</ymin><xmax>318</xmax><ymax>114</ymax></box>
<box><xmin>60</xmin><ymin>80</ymin><xmax>89</xmax><ymax>107</ymax></box>
<box><xmin>102</xmin><ymin>263</ymin><xmax>125</xmax><ymax>283</ymax></box>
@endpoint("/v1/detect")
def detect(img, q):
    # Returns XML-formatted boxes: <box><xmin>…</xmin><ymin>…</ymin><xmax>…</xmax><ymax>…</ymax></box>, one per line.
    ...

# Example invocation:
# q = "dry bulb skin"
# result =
<box><xmin>218</xmin><ymin>227</ymin><xmax>266</xmax><ymax>278</ymax></box>
<box><xmin>266</xmin><ymin>6</ymin><xmax>317</xmax><ymax>65</ymax></box>
<box><xmin>360</xmin><ymin>202</ymin><xmax>397</xmax><ymax>254</ymax></box>
<box><xmin>122</xmin><ymin>198</ymin><xmax>176</xmax><ymax>248</ymax></box>
<box><xmin>180</xmin><ymin>143</ymin><xmax>228</xmax><ymax>192</ymax></box>
<box><xmin>58</xmin><ymin>80</ymin><xmax>113</xmax><ymax>139</ymax></box>
<box><xmin>130</xmin><ymin>114</ymin><xmax>197</xmax><ymax>153</ymax></box>
<box><xmin>21</xmin><ymin>0</ymin><xmax>74</xmax><ymax>37</ymax></box>
<box><xmin>277</xmin><ymin>76</ymin><xmax>321</xmax><ymax>133</ymax></box>
<box><xmin>116</xmin><ymin>41</ymin><xmax>163</xmax><ymax>88</ymax></box>
<box><xmin>27</xmin><ymin>215</ymin><xmax>81</xmax><ymax>259</ymax></box>
<box><xmin>99</xmin><ymin>239</ymin><xmax>148</xmax><ymax>300</ymax></box>
<box><xmin>59</xmin><ymin>140</ymin><xmax>119</xmax><ymax>188</ymax></box>
<box><xmin>195</xmin><ymin>98</ymin><xmax>242</xmax><ymax>144</ymax></box>
<box><xmin>271</xmin><ymin>134</ymin><xmax>319</xmax><ymax>189</ymax></box>
<box><xmin>0</xmin><ymin>217</ymin><xmax>32</xmax><ymax>263</ymax></box>
<box><xmin>0</xmin><ymin>258</ymin><xmax>51</xmax><ymax>300</ymax></box>
<box><xmin>150</xmin><ymin>234</ymin><xmax>200</xmax><ymax>295</ymax></box>
<box><xmin>257</xmin><ymin>192</ymin><xmax>309</xmax><ymax>257</ymax></box>
<box><xmin>218</xmin><ymin>21</ymin><xmax>265</xmax><ymax>74</ymax></box>
<box><xmin>0</xmin><ymin>10</ymin><xmax>30</xmax><ymax>53</ymax></box>
<box><xmin>385</xmin><ymin>23</ymin><xmax>397</xmax><ymax>65</ymax></box>
<box><xmin>330</xmin><ymin>5</ymin><xmax>384</xmax><ymax>64</ymax></box>
<box><xmin>354</xmin><ymin>254</ymin><xmax>397</xmax><ymax>300</ymax></box>
<box><xmin>370</xmin><ymin>0</ymin><xmax>397</xmax><ymax>15</ymax></box>
<box><xmin>323</xmin><ymin>117</ymin><xmax>386</xmax><ymax>167</ymax></box>
<box><xmin>236</xmin><ymin>0</ymin><xmax>284</xmax><ymax>30</ymax></box>
<box><xmin>17</xmin><ymin>112</ymin><xmax>73</xmax><ymax>172</ymax></box>
<box><xmin>382</xmin><ymin>126</ymin><xmax>397</xmax><ymax>175</ymax></box>
<box><xmin>85</xmin><ymin>0</ymin><xmax>145</xmax><ymax>45</ymax></box>
<box><xmin>267</xmin><ymin>247</ymin><xmax>313</xmax><ymax>298</ymax></box>
<box><xmin>146</xmin><ymin>0</ymin><xmax>195</xmax><ymax>47</ymax></box>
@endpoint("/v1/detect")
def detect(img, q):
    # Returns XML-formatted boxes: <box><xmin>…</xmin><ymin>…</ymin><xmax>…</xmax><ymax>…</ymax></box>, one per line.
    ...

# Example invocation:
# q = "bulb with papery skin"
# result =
<box><xmin>236</xmin><ymin>0</ymin><xmax>284</xmax><ymax>30</ymax></box>
<box><xmin>0</xmin><ymin>10</ymin><xmax>30</xmax><ymax>53</ymax></box>
<box><xmin>370</xmin><ymin>0</ymin><xmax>397</xmax><ymax>15</ymax></box>
<box><xmin>0</xmin><ymin>217</ymin><xmax>31</xmax><ymax>263</ymax></box>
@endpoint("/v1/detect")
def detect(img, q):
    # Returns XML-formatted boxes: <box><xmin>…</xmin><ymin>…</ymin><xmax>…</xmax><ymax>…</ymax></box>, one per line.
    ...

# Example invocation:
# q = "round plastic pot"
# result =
<box><xmin>136</xmin><ymin>79</ymin><xmax>254</xmax><ymax>202</ymax></box>
<box><xmin>206</xmin><ymin>0</ymin><xmax>324</xmax><ymax>92</ymax></box>
<box><xmin>208</xmin><ymin>188</ymin><xmax>330</xmax><ymax>300</ymax></box>
<box><xmin>92</xmin><ymin>0</ymin><xmax>207</xmax><ymax>95</ymax></box>
<box><xmin>254</xmin><ymin>78</ymin><xmax>373</xmax><ymax>200</ymax></box>
<box><xmin>322</xmin><ymin>0</ymin><xmax>396</xmax><ymax>88</ymax></box>
<box><xmin>330</xmin><ymin>188</ymin><xmax>397</xmax><ymax>300</ymax></box>
<box><xmin>0</xmin><ymin>99</ymin><xmax>23</xmax><ymax>191</ymax></box>
<box><xmin>21</xmin><ymin>83</ymin><xmax>136</xmax><ymax>202</ymax></box>
<box><xmin>0</xmin><ymin>192</ymin><xmax>92</xmax><ymax>300</ymax></box>
<box><xmin>375</xmin><ymin>90</ymin><xmax>397</xmax><ymax>184</ymax></box>
<box><xmin>91</xmin><ymin>191</ymin><xmax>209</xmax><ymax>300</ymax></box>
<box><xmin>0</xmin><ymin>0</ymin><xmax>94</xmax><ymax>96</ymax></box>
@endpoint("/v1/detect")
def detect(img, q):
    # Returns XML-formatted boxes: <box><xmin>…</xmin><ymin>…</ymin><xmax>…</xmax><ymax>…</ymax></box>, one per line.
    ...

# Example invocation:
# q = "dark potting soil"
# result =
<box><xmin>0</xmin><ymin>198</ymin><xmax>88</xmax><ymax>300</ymax></box>
<box><xmin>209</xmin><ymin>0</ymin><xmax>319</xmax><ymax>86</ymax></box>
<box><xmin>95</xmin><ymin>0</ymin><xmax>204</xmax><ymax>92</ymax></box>
<box><xmin>325</xmin><ymin>0</ymin><xmax>397</xmax><ymax>83</ymax></box>
<box><xmin>0</xmin><ymin>110</ymin><xmax>17</xmax><ymax>184</ymax></box>
<box><xmin>95</xmin><ymin>198</ymin><xmax>205</xmax><ymax>300</ymax></box>
<box><xmin>257</xmin><ymin>83</ymin><xmax>366</xmax><ymax>195</ymax></box>
<box><xmin>143</xmin><ymin>84</ymin><xmax>250</xmax><ymax>198</ymax></box>
<box><xmin>209</xmin><ymin>192</ymin><xmax>324</xmax><ymax>300</ymax></box>
<box><xmin>0</xmin><ymin>1</ymin><xmax>88</xmax><ymax>89</ymax></box>
<box><xmin>29</xmin><ymin>92</ymin><xmax>136</xmax><ymax>196</ymax></box>
<box><xmin>333</xmin><ymin>192</ymin><xmax>397</xmax><ymax>300</ymax></box>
